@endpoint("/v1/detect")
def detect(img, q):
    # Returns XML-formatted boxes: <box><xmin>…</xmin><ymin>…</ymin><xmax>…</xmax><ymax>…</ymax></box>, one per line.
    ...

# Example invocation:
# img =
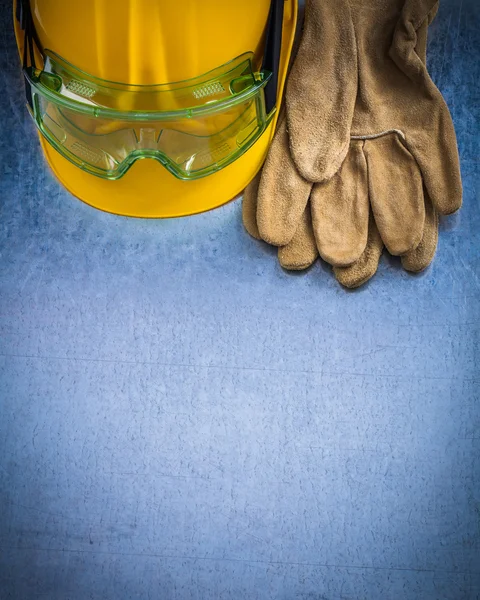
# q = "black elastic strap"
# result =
<box><xmin>17</xmin><ymin>0</ymin><xmax>42</xmax><ymax>69</ymax></box>
<box><xmin>262</xmin><ymin>0</ymin><xmax>285</xmax><ymax>114</ymax></box>
<box><xmin>17</xmin><ymin>0</ymin><xmax>41</xmax><ymax>107</ymax></box>
<box><xmin>16</xmin><ymin>0</ymin><xmax>24</xmax><ymax>28</ymax></box>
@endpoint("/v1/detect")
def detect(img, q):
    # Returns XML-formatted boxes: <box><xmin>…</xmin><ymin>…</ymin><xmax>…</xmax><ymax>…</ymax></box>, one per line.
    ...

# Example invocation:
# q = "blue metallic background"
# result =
<box><xmin>0</xmin><ymin>1</ymin><xmax>479</xmax><ymax>598</ymax></box>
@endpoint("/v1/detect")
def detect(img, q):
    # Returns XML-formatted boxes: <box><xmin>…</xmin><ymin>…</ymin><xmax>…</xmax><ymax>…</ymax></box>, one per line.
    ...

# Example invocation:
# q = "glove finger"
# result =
<box><xmin>278</xmin><ymin>205</ymin><xmax>319</xmax><ymax>271</ymax></box>
<box><xmin>407</xmin><ymin>123</ymin><xmax>462</xmax><ymax>217</ymax></box>
<box><xmin>390</xmin><ymin>5</ymin><xmax>462</xmax><ymax>216</ymax></box>
<box><xmin>311</xmin><ymin>140</ymin><xmax>369</xmax><ymax>267</ymax></box>
<box><xmin>401</xmin><ymin>189</ymin><xmax>439</xmax><ymax>273</ymax></box>
<box><xmin>257</xmin><ymin>119</ymin><xmax>313</xmax><ymax>247</ymax></box>
<box><xmin>286</xmin><ymin>0</ymin><xmax>357</xmax><ymax>182</ymax></box>
<box><xmin>334</xmin><ymin>213</ymin><xmax>384</xmax><ymax>289</ymax></box>
<box><xmin>390</xmin><ymin>0</ymin><xmax>439</xmax><ymax>83</ymax></box>
<box><xmin>242</xmin><ymin>173</ymin><xmax>262</xmax><ymax>240</ymax></box>
<box><xmin>364</xmin><ymin>134</ymin><xmax>425</xmax><ymax>256</ymax></box>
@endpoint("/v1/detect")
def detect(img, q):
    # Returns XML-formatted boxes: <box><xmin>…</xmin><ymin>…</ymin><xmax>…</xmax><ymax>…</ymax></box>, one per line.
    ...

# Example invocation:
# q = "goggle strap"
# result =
<box><xmin>18</xmin><ymin>0</ymin><xmax>40</xmax><ymax>108</ymax></box>
<box><xmin>262</xmin><ymin>0</ymin><xmax>285</xmax><ymax>114</ymax></box>
<box><xmin>15</xmin><ymin>0</ymin><xmax>24</xmax><ymax>29</ymax></box>
<box><xmin>18</xmin><ymin>0</ymin><xmax>42</xmax><ymax>69</ymax></box>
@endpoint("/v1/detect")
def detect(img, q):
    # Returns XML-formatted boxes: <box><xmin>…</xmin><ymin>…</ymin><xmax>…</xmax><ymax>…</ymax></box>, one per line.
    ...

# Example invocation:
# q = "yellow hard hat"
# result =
<box><xmin>14</xmin><ymin>0</ymin><xmax>297</xmax><ymax>217</ymax></box>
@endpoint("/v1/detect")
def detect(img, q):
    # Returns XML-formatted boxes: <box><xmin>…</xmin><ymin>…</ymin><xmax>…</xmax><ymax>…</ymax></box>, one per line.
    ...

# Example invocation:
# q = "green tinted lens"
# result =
<box><xmin>24</xmin><ymin>52</ymin><xmax>273</xmax><ymax>180</ymax></box>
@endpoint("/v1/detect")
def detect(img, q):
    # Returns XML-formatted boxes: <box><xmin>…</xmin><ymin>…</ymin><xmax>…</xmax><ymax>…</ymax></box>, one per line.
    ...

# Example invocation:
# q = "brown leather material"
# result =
<box><xmin>364</xmin><ymin>134</ymin><xmax>425</xmax><ymax>256</ymax></box>
<box><xmin>285</xmin><ymin>0</ymin><xmax>357</xmax><ymax>183</ymax></box>
<box><xmin>242</xmin><ymin>0</ymin><xmax>461</xmax><ymax>287</ymax></box>
<box><xmin>401</xmin><ymin>191</ymin><xmax>439</xmax><ymax>273</ymax></box>
<box><xmin>256</xmin><ymin>120</ymin><xmax>313</xmax><ymax>247</ymax></box>
<box><xmin>311</xmin><ymin>140</ymin><xmax>369</xmax><ymax>267</ymax></box>
<box><xmin>242</xmin><ymin>173</ymin><xmax>262</xmax><ymax>241</ymax></box>
<box><xmin>278</xmin><ymin>207</ymin><xmax>319</xmax><ymax>271</ymax></box>
<box><xmin>334</xmin><ymin>215</ymin><xmax>384</xmax><ymax>289</ymax></box>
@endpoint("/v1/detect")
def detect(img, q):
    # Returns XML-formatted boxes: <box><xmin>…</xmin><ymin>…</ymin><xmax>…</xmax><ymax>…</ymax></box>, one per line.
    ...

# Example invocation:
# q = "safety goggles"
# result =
<box><xmin>17</xmin><ymin>0</ymin><xmax>284</xmax><ymax>181</ymax></box>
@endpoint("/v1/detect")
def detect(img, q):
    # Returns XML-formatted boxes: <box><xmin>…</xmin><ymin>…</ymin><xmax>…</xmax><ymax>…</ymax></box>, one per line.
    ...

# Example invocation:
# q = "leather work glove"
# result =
<box><xmin>243</xmin><ymin>0</ymin><xmax>462</xmax><ymax>287</ymax></box>
<box><xmin>244</xmin><ymin>153</ymin><xmax>438</xmax><ymax>288</ymax></box>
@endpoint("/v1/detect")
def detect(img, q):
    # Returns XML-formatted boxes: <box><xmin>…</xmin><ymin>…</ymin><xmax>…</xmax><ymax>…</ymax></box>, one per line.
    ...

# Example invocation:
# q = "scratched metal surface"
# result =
<box><xmin>0</xmin><ymin>1</ymin><xmax>479</xmax><ymax>599</ymax></box>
